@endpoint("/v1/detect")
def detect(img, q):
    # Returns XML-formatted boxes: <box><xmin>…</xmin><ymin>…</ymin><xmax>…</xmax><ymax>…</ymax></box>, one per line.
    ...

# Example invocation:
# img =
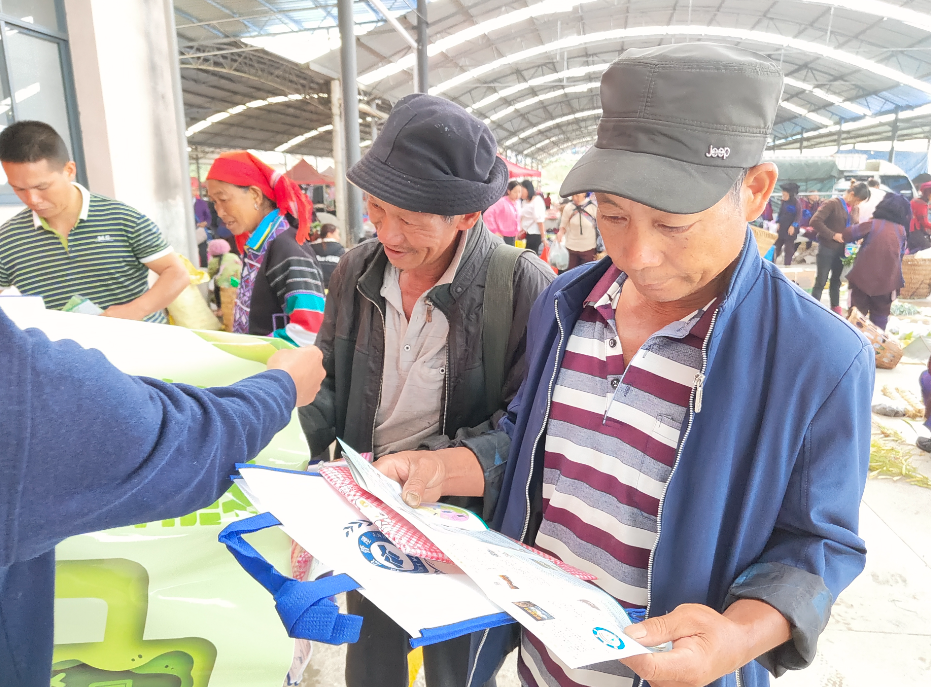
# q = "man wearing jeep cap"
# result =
<box><xmin>376</xmin><ymin>44</ymin><xmax>872</xmax><ymax>687</ymax></box>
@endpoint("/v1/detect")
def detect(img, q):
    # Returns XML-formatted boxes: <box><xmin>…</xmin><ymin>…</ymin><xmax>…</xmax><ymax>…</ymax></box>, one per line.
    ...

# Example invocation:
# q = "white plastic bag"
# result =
<box><xmin>548</xmin><ymin>239</ymin><xmax>569</xmax><ymax>271</ymax></box>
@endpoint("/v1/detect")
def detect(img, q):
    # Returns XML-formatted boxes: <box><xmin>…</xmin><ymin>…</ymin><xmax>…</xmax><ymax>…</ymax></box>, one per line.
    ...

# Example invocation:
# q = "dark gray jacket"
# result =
<box><xmin>298</xmin><ymin>221</ymin><xmax>554</xmax><ymax>516</ymax></box>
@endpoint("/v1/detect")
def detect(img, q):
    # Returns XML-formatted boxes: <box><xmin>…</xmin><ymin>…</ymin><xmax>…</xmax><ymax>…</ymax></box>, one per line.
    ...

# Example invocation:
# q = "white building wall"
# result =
<box><xmin>64</xmin><ymin>0</ymin><xmax>196</xmax><ymax>259</ymax></box>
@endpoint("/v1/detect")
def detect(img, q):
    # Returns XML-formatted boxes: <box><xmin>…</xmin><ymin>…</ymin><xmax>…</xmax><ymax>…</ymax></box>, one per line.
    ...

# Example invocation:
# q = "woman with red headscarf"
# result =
<box><xmin>206</xmin><ymin>152</ymin><xmax>325</xmax><ymax>346</ymax></box>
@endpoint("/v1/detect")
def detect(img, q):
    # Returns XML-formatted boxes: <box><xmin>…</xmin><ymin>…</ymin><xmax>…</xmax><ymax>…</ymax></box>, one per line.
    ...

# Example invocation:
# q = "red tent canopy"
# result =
<box><xmin>285</xmin><ymin>159</ymin><xmax>335</xmax><ymax>186</ymax></box>
<box><xmin>498</xmin><ymin>155</ymin><xmax>541</xmax><ymax>179</ymax></box>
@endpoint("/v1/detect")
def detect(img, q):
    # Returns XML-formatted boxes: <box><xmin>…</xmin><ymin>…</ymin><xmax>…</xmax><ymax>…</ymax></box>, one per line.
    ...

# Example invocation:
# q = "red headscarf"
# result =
<box><xmin>207</xmin><ymin>151</ymin><xmax>313</xmax><ymax>252</ymax></box>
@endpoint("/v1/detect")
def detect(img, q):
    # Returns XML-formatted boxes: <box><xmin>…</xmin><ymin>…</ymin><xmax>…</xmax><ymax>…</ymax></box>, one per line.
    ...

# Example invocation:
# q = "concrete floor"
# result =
<box><xmin>300</xmin><ymin>284</ymin><xmax>931</xmax><ymax>687</ymax></box>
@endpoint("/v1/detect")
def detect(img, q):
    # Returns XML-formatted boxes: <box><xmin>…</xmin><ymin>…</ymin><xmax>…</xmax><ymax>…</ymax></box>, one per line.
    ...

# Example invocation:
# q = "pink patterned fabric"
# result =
<box><xmin>319</xmin><ymin>466</ymin><xmax>596</xmax><ymax>580</ymax></box>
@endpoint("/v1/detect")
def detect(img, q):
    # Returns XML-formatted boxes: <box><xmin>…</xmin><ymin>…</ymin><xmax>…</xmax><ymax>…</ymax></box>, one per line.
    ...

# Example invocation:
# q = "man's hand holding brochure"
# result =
<box><xmin>223</xmin><ymin>440</ymin><xmax>651</xmax><ymax>669</ymax></box>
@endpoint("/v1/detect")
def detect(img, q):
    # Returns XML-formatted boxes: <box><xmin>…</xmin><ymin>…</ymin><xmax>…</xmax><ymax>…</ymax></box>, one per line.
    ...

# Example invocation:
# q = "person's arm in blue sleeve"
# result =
<box><xmin>724</xmin><ymin>342</ymin><xmax>874</xmax><ymax>674</ymax></box>
<box><xmin>1</xmin><ymin>309</ymin><xmax>323</xmax><ymax>566</ymax></box>
<box><xmin>621</xmin><ymin>342</ymin><xmax>873</xmax><ymax>685</ymax></box>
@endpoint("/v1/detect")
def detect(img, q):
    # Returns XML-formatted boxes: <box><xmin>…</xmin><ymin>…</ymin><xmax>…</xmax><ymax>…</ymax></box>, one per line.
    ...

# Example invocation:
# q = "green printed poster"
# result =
<box><xmin>7</xmin><ymin>307</ymin><xmax>304</xmax><ymax>686</ymax></box>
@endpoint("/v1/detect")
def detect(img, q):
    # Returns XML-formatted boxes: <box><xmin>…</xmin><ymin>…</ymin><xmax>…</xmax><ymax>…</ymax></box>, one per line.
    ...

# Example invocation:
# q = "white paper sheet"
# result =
<box><xmin>341</xmin><ymin>442</ymin><xmax>650</xmax><ymax>668</ymax></box>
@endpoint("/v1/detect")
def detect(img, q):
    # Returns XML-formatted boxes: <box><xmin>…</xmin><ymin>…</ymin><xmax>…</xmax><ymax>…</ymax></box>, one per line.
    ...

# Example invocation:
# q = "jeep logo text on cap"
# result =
<box><xmin>706</xmin><ymin>146</ymin><xmax>731</xmax><ymax>160</ymax></box>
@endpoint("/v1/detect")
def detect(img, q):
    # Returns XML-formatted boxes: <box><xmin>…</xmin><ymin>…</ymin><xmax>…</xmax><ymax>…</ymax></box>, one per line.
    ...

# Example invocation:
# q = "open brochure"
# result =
<box><xmin>337</xmin><ymin>441</ymin><xmax>650</xmax><ymax>668</ymax></box>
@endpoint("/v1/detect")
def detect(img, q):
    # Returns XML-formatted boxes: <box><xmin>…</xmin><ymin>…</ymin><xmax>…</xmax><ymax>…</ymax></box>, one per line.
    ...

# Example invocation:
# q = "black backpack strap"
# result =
<box><xmin>482</xmin><ymin>244</ymin><xmax>531</xmax><ymax>416</ymax></box>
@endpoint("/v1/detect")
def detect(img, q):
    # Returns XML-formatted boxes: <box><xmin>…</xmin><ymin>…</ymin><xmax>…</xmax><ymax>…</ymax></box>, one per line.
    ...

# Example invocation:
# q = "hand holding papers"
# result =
<box><xmin>225</xmin><ymin>440</ymin><xmax>650</xmax><ymax>668</ymax></box>
<box><xmin>339</xmin><ymin>441</ymin><xmax>650</xmax><ymax>668</ymax></box>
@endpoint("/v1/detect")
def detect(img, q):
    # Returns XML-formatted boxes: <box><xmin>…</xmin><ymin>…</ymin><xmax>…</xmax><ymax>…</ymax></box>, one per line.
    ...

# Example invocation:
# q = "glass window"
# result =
<box><xmin>0</xmin><ymin>30</ymin><xmax>14</xmax><ymax>130</ymax></box>
<box><xmin>0</xmin><ymin>30</ymin><xmax>13</xmax><ymax>196</ymax></box>
<box><xmin>4</xmin><ymin>27</ymin><xmax>73</xmax><ymax>157</ymax></box>
<box><xmin>0</xmin><ymin>0</ymin><xmax>63</xmax><ymax>33</ymax></box>
<box><xmin>0</xmin><ymin>2</ymin><xmax>78</xmax><ymax>204</ymax></box>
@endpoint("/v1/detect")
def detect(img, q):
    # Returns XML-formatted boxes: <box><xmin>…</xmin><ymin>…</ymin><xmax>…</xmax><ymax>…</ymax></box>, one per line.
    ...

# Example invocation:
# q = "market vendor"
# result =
<box><xmin>811</xmin><ymin>182</ymin><xmax>870</xmax><ymax>315</ymax></box>
<box><xmin>0</xmin><ymin>307</ymin><xmax>326</xmax><ymax>687</ymax></box>
<box><xmin>0</xmin><ymin>121</ymin><xmax>189</xmax><ymax>322</ymax></box>
<box><xmin>376</xmin><ymin>43</ymin><xmax>872</xmax><ymax>687</ymax></box>
<box><xmin>206</xmin><ymin>152</ymin><xmax>325</xmax><ymax>346</ymax></box>
<box><xmin>839</xmin><ymin>193</ymin><xmax>910</xmax><ymax>330</ymax></box>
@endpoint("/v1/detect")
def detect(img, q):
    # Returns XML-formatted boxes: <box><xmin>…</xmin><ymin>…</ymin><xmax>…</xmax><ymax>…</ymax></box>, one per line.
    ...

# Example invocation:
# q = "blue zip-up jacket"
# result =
<box><xmin>0</xmin><ymin>309</ymin><xmax>296</xmax><ymax>686</ymax></box>
<box><xmin>468</xmin><ymin>228</ymin><xmax>873</xmax><ymax>687</ymax></box>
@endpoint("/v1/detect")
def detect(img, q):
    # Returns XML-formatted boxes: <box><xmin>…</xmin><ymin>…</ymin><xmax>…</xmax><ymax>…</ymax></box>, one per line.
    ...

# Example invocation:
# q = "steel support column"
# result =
<box><xmin>889</xmin><ymin>107</ymin><xmax>900</xmax><ymax>164</ymax></box>
<box><xmin>416</xmin><ymin>0</ymin><xmax>428</xmax><ymax>93</ymax></box>
<box><xmin>338</xmin><ymin>0</ymin><xmax>364</xmax><ymax>244</ymax></box>
<box><xmin>331</xmin><ymin>79</ymin><xmax>349</xmax><ymax>245</ymax></box>
<box><xmin>836</xmin><ymin>119</ymin><xmax>844</xmax><ymax>152</ymax></box>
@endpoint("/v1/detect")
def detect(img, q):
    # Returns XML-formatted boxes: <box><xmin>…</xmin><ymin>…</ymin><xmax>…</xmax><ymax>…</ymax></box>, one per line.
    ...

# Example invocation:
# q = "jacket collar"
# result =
<box><xmin>356</xmin><ymin>219</ymin><xmax>495</xmax><ymax>314</ymax></box>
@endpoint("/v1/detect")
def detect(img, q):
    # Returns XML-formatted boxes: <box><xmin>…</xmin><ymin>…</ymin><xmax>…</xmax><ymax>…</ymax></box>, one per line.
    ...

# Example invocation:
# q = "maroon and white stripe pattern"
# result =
<box><xmin>518</xmin><ymin>266</ymin><xmax>717</xmax><ymax>687</ymax></box>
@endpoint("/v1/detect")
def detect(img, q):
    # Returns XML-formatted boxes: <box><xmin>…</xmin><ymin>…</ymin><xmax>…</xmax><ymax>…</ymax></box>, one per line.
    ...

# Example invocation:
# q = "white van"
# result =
<box><xmin>832</xmin><ymin>159</ymin><xmax>917</xmax><ymax>199</ymax></box>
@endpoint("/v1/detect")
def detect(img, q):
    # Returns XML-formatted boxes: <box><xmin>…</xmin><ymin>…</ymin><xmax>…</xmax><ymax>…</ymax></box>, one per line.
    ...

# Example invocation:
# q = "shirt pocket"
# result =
<box><xmin>653</xmin><ymin>414</ymin><xmax>683</xmax><ymax>443</ymax></box>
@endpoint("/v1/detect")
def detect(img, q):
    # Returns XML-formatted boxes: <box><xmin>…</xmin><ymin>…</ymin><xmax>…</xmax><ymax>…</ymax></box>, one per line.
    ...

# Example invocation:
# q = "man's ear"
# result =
<box><xmin>742</xmin><ymin>163</ymin><xmax>778</xmax><ymax>222</ymax></box>
<box><xmin>458</xmin><ymin>211</ymin><xmax>482</xmax><ymax>231</ymax></box>
<box><xmin>64</xmin><ymin>160</ymin><xmax>77</xmax><ymax>182</ymax></box>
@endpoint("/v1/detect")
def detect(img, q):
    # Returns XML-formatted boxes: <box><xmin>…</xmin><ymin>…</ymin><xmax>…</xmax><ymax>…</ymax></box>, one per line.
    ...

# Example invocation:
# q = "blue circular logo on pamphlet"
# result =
<box><xmin>592</xmin><ymin>627</ymin><xmax>625</xmax><ymax>649</ymax></box>
<box><xmin>358</xmin><ymin>531</ymin><xmax>431</xmax><ymax>573</ymax></box>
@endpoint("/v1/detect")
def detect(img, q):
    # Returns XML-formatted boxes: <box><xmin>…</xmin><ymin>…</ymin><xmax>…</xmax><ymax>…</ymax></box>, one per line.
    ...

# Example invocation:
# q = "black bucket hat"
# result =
<box><xmin>348</xmin><ymin>93</ymin><xmax>509</xmax><ymax>216</ymax></box>
<box><xmin>560</xmin><ymin>43</ymin><xmax>784</xmax><ymax>214</ymax></box>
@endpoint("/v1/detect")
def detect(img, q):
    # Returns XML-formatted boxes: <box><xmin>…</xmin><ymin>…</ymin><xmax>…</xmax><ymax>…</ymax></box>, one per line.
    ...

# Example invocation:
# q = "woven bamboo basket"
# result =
<box><xmin>219</xmin><ymin>286</ymin><xmax>238</xmax><ymax>333</ymax></box>
<box><xmin>750</xmin><ymin>226</ymin><xmax>777</xmax><ymax>258</ymax></box>
<box><xmin>847</xmin><ymin>308</ymin><xmax>904</xmax><ymax>369</ymax></box>
<box><xmin>900</xmin><ymin>255</ymin><xmax>931</xmax><ymax>299</ymax></box>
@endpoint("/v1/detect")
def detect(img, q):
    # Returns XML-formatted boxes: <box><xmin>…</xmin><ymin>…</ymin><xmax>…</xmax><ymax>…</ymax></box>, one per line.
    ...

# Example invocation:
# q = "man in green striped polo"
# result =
<box><xmin>0</xmin><ymin>121</ymin><xmax>188</xmax><ymax>323</ymax></box>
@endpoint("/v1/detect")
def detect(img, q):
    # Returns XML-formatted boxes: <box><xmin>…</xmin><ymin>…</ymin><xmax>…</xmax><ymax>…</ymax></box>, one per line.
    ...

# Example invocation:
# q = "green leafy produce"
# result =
<box><xmin>871</xmin><ymin>425</ymin><xmax>931</xmax><ymax>489</ymax></box>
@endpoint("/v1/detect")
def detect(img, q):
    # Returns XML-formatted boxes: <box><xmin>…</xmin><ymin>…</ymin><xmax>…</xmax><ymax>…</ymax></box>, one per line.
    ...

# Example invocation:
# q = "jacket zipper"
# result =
<box><xmin>471</xmin><ymin>298</ymin><xmax>564</xmax><ymax>687</ymax></box>
<box><xmin>637</xmin><ymin>306</ymin><xmax>719</xmax><ymax>687</ymax></box>
<box><xmin>736</xmin><ymin>666</ymin><xmax>743</xmax><ymax>687</ymax></box>
<box><xmin>466</xmin><ymin>627</ymin><xmax>490</xmax><ymax>687</ymax></box>
<box><xmin>440</xmin><ymin>334</ymin><xmax>450</xmax><ymax>436</ymax></box>
<box><xmin>424</xmin><ymin>296</ymin><xmax>450</xmax><ymax>436</ymax></box>
<box><xmin>358</xmin><ymin>283</ymin><xmax>387</xmax><ymax>452</ymax></box>
<box><xmin>520</xmin><ymin>296</ymin><xmax>565</xmax><ymax>541</ymax></box>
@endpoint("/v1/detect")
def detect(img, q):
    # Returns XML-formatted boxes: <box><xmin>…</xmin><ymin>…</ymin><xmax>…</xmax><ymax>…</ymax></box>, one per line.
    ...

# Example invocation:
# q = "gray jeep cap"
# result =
<box><xmin>560</xmin><ymin>43</ymin><xmax>784</xmax><ymax>214</ymax></box>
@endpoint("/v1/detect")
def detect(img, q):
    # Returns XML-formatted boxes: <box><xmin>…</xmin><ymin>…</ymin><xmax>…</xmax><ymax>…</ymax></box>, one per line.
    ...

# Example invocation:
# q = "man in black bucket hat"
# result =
<box><xmin>378</xmin><ymin>44</ymin><xmax>872</xmax><ymax>687</ymax></box>
<box><xmin>297</xmin><ymin>93</ymin><xmax>553</xmax><ymax>687</ymax></box>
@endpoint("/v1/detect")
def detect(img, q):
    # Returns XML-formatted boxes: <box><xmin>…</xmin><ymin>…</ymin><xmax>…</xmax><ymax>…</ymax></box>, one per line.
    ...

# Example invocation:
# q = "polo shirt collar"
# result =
<box><xmin>32</xmin><ymin>182</ymin><xmax>90</xmax><ymax>228</ymax></box>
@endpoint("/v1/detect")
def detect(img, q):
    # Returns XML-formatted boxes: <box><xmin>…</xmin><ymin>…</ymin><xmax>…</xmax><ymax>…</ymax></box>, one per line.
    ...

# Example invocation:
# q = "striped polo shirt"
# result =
<box><xmin>0</xmin><ymin>184</ymin><xmax>173</xmax><ymax>323</ymax></box>
<box><xmin>519</xmin><ymin>265</ymin><xmax>718</xmax><ymax>687</ymax></box>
